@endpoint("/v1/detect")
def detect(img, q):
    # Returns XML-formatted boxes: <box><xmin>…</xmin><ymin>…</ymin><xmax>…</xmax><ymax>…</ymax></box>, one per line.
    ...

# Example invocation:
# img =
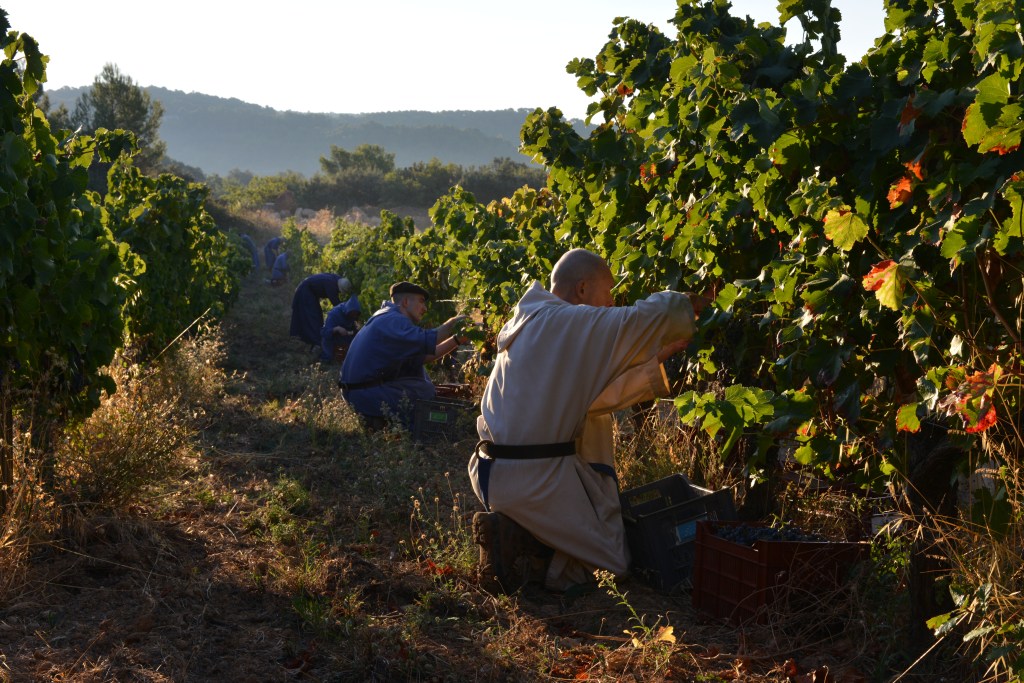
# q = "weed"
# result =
<box><xmin>271</xmin><ymin>474</ymin><xmax>311</xmax><ymax>513</ymax></box>
<box><xmin>293</xmin><ymin>593</ymin><xmax>334</xmax><ymax>636</ymax></box>
<box><xmin>406</xmin><ymin>473</ymin><xmax>476</xmax><ymax>579</ymax></box>
<box><xmin>245</xmin><ymin>473</ymin><xmax>313</xmax><ymax>546</ymax></box>
<box><xmin>595</xmin><ymin>569</ymin><xmax>676</xmax><ymax>674</ymax></box>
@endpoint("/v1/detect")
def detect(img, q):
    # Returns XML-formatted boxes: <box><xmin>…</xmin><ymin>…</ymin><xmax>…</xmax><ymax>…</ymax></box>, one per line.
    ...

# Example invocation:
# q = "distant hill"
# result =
<box><xmin>43</xmin><ymin>86</ymin><xmax>581</xmax><ymax>178</ymax></box>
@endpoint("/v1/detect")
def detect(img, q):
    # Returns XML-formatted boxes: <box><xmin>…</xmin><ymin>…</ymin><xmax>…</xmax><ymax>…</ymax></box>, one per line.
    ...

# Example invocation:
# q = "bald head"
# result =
<box><xmin>550</xmin><ymin>249</ymin><xmax>615</xmax><ymax>306</ymax></box>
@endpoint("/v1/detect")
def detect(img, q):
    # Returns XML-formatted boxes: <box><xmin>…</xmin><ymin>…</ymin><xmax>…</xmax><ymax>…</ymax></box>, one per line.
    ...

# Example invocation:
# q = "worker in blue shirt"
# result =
<box><xmin>290</xmin><ymin>274</ymin><xmax>353</xmax><ymax>347</ymax></box>
<box><xmin>320</xmin><ymin>294</ymin><xmax>362</xmax><ymax>362</ymax></box>
<box><xmin>339</xmin><ymin>281</ymin><xmax>468</xmax><ymax>426</ymax></box>
<box><xmin>264</xmin><ymin>236</ymin><xmax>285</xmax><ymax>270</ymax></box>
<box><xmin>269</xmin><ymin>251</ymin><xmax>289</xmax><ymax>286</ymax></box>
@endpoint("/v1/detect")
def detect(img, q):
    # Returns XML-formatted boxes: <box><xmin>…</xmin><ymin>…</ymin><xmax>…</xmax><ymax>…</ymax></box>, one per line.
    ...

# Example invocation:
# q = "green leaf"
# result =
<box><xmin>971</xmin><ymin>486</ymin><xmax>1011</xmax><ymax>539</ymax></box>
<box><xmin>963</xmin><ymin>625</ymin><xmax>996</xmax><ymax>642</ymax></box>
<box><xmin>926</xmin><ymin>612</ymin><xmax>956</xmax><ymax>635</ymax></box>
<box><xmin>962</xmin><ymin>73</ymin><xmax>1011</xmax><ymax>148</ymax></box>
<box><xmin>823</xmin><ymin>209</ymin><xmax>869</xmax><ymax>251</ymax></box>
<box><xmin>897</xmin><ymin>403</ymin><xmax>922</xmax><ymax>433</ymax></box>
<box><xmin>769</xmin><ymin>132</ymin><xmax>809</xmax><ymax>171</ymax></box>
<box><xmin>794</xmin><ymin>444</ymin><xmax>815</xmax><ymax>465</ymax></box>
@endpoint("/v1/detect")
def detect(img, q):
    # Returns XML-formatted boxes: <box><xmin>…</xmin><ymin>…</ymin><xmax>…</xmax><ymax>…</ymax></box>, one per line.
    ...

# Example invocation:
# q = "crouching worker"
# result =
<box><xmin>339</xmin><ymin>282</ymin><xmax>468</xmax><ymax>429</ymax></box>
<box><xmin>320</xmin><ymin>294</ymin><xmax>362</xmax><ymax>363</ymax></box>
<box><xmin>269</xmin><ymin>251</ymin><xmax>289</xmax><ymax>286</ymax></box>
<box><xmin>468</xmin><ymin>248</ymin><xmax>703</xmax><ymax>593</ymax></box>
<box><xmin>290</xmin><ymin>274</ymin><xmax>352</xmax><ymax>347</ymax></box>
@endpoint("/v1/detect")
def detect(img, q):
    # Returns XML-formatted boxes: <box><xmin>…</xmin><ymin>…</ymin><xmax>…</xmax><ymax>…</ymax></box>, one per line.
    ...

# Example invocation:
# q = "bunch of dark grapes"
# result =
<box><xmin>713</xmin><ymin>524</ymin><xmax>826</xmax><ymax>547</ymax></box>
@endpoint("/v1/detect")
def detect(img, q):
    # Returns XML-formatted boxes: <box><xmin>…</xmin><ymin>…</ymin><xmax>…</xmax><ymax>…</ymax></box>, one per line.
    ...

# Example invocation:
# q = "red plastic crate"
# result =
<box><xmin>692</xmin><ymin>520</ymin><xmax>869</xmax><ymax>623</ymax></box>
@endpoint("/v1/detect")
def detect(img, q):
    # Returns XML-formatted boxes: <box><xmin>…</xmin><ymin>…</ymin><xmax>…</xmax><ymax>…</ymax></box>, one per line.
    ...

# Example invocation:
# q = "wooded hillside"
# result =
<box><xmin>43</xmin><ymin>86</ymin><xmax>585</xmax><ymax>177</ymax></box>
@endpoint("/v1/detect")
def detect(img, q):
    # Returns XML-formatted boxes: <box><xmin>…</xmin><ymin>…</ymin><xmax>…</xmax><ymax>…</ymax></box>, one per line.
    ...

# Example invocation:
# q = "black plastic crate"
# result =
<box><xmin>620</xmin><ymin>474</ymin><xmax>736</xmax><ymax>592</ymax></box>
<box><xmin>411</xmin><ymin>397</ymin><xmax>473</xmax><ymax>442</ymax></box>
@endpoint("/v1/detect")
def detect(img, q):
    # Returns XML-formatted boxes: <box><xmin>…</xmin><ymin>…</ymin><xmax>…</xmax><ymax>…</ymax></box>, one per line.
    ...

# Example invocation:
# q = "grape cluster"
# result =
<box><xmin>713</xmin><ymin>524</ymin><xmax>826</xmax><ymax>547</ymax></box>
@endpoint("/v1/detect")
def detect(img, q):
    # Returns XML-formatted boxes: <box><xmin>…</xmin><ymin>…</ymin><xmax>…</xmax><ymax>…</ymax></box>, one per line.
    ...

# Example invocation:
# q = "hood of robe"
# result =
<box><xmin>495</xmin><ymin>282</ymin><xmax>565</xmax><ymax>352</ymax></box>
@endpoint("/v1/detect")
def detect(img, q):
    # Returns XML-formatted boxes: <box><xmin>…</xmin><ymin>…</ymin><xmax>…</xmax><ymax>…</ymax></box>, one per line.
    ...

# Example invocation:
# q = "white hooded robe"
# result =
<box><xmin>468</xmin><ymin>281</ymin><xmax>696</xmax><ymax>590</ymax></box>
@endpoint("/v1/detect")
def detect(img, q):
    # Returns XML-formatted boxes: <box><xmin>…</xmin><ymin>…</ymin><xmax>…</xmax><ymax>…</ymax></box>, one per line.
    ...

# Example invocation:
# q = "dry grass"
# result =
<box><xmin>904</xmin><ymin>465</ymin><xmax>1024</xmax><ymax>683</ymax></box>
<box><xmin>53</xmin><ymin>369</ymin><xmax>193</xmax><ymax>510</ymax></box>
<box><xmin>302</xmin><ymin>208</ymin><xmax>337</xmax><ymax>243</ymax></box>
<box><xmin>614</xmin><ymin>399</ymin><xmax>740</xmax><ymax>495</ymax></box>
<box><xmin>0</xmin><ymin>441</ymin><xmax>46</xmax><ymax>604</ymax></box>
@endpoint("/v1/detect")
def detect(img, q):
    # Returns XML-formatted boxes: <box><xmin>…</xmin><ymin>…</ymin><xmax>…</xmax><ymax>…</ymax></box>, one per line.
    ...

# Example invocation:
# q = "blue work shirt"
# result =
<box><xmin>320</xmin><ymin>295</ymin><xmax>361</xmax><ymax>362</ymax></box>
<box><xmin>339</xmin><ymin>302</ymin><xmax>437</xmax><ymax>419</ymax></box>
<box><xmin>264</xmin><ymin>236</ymin><xmax>284</xmax><ymax>268</ymax></box>
<box><xmin>270</xmin><ymin>251</ymin><xmax>289</xmax><ymax>282</ymax></box>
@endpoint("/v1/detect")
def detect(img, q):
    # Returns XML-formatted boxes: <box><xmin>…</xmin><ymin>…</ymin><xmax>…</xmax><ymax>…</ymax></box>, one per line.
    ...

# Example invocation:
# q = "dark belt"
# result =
<box><xmin>476</xmin><ymin>440</ymin><xmax>575</xmax><ymax>459</ymax></box>
<box><xmin>338</xmin><ymin>378</ymin><xmax>384</xmax><ymax>391</ymax></box>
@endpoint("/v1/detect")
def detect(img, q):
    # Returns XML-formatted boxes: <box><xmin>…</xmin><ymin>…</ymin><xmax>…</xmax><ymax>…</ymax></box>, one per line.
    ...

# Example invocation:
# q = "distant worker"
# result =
<box><xmin>264</xmin><ymin>236</ymin><xmax>285</xmax><ymax>270</ymax></box>
<box><xmin>339</xmin><ymin>282</ymin><xmax>468</xmax><ymax>427</ymax></box>
<box><xmin>269</xmin><ymin>251</ymin><xmax>289</xmax><ymax>286</ymax></box>
<box><xmin>240</xmin><ymin>234</ymin><xmax>259</xmax><ymax>268</ymax></box>
<box><xmin>290</xmin><ymin>274</ymin><xmax>353</xmax><ymax>347</ymax></box>
<box><xmin>320</xmin><ymin>295</ymin><xmax>362</xmax><ymax>363</ymax></box>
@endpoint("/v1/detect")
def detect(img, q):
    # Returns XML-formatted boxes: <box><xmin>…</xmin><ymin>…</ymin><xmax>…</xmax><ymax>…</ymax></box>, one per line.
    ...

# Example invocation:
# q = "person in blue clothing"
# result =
<box><xmin>264</xmin><ymin>236</ymin><xmax>285</xmax><ymax>270</ymax></box>
<box><xmin>290</xmin><ymin>274</ymin><xmax>353</xmax><ymax>347</ymax></box>
<box><xmin>320</xmin><ymin>294</ymin><xmax>362</xmax><ymax>362</ymax></box>
<box><xmin>240</xmin><ymin>234</ymin><xmax>260</xmax><ymax>268</ymax></box>
<box><xmin>269</xmin><ymin>251</ymin><xmax>289</xmax><ymax>286</ymax></box>
<box><xmin>339</xmin><ymin>281</ymin><xmax>468</xmax><ymax>426</ymax></box>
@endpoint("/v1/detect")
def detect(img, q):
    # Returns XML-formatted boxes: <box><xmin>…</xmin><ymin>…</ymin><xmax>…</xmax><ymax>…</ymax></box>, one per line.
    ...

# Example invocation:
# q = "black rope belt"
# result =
<box><xmin>476</xmin><ymin>440</ymin><xmax>575</xmax><ymax>459</ymax></box>
<box><xmin>338</xmin><ymin>378</ymin><xmax>384</xmax><ymax>391</ymax></box>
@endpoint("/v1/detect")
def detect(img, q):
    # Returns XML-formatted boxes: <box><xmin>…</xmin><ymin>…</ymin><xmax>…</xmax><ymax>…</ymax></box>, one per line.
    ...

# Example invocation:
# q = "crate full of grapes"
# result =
<box><xmin>692</xmin><ymin>520</ymin><xmax>870</xmax><ymax>623</ymax></box>
<box><xmin>620</xmin><ymin>474</ymin><xmax>736</xmax><ymax>592</ymax></box>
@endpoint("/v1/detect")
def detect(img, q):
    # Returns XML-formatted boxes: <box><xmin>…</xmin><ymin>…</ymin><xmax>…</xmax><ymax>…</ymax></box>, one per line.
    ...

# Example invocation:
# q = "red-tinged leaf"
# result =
<box><xmin>900</xmin><ymin>94</ymin><xmax>922</xmax><ymax>131</ymax></box>
<box><xmin>897</xmin><ymin>403</ymin><xmax>922</xmax><ymax>432</ymax></box>
<box><xmin>616</xmin><ymin>83</ymin><xmax>634</xmax><ymax>97</ymax></box>
<box><xmin>989</xmin><ymin>143</ymin><xmax>1020</xmax><ymax>155</ymax></box>
<box><xmin>966</xmin><ymin>405</ymin><xmax>998</xmax><ymax>433</ymax></box>
<box><xmin>887</xmin><ymin>176</ymin><xmax>913</xmax><ymax>208</ymax></box>
<box><xmin>862</xmin><ymin>260</ymin><xmax>903</xmax><ymax>310</ymax></box>
<box><xmin>423</xmin><ymin>559</ymin><xmax>454</xmax><ymax>576</ymax></box>
<box><xmin>823</xmin><ymin>207</ymin><xmax>868</xmax><ymax>250</ymax></box>
<box><xmin>863</xmin><ymin>262</ymin><xmax>893</xmax><ymax>290</ymax></box>
<box><xmin>905</xmin><ymin>159</ymin><xmax>925</xmax><ymax>180</ymax></box>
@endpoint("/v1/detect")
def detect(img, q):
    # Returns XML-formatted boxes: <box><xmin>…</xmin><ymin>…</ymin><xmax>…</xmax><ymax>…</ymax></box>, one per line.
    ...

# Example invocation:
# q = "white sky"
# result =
<box><xmin>3</xmin><ymin>1</ymin><xmax>884</xmax><ymax>120</ymax></box>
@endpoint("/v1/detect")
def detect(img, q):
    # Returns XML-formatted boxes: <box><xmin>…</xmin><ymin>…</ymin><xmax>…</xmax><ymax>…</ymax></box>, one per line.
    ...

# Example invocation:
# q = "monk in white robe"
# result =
<box><xmin>468</xmin><ymin>249</ymin><xmax>698</xmax><ymax>591</ymax></box>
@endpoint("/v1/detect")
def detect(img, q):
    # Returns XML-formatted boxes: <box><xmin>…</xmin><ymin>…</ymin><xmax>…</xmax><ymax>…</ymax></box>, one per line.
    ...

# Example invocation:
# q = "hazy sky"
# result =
<box><xmin>3</xmin><ymin>1</ymin><xmax>884</xmax><ymax>119</ymax></box>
